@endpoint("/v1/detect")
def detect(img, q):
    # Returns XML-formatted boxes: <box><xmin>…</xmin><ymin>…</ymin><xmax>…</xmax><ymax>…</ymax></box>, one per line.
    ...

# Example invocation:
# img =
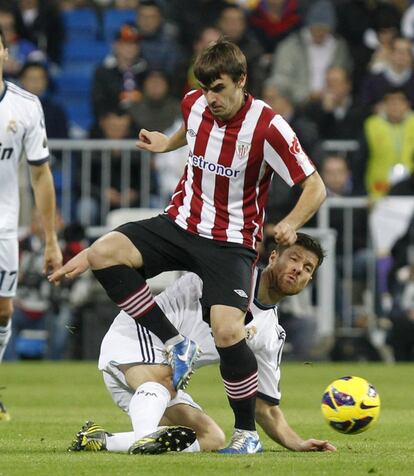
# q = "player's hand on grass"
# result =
<box><xmin>48</xmin><ymin>248</ymin><xmax>90</xmax><ymax>284</ymax></box>
<box><xmin>273</xmin><ymin>221</ymin><xmax>297</xmax><ymax>246</ymax></box>
<box><xmin>136</xmin><ymin>129</ymin><xmax>169</xmax><ymax>153</ymax></box>
<box><xmin>43</xmin><ymin>239</ymin><xmax>63</xmax><ymax>275</ymax></box>
<box><xmin>299</xmin><ymin>439</ymin><xmax>337</xmax><ymax>452</ymax></box>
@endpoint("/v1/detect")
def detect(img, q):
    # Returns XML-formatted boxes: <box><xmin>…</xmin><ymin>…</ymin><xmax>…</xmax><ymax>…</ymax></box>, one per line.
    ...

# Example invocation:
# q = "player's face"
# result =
<box><xmin>199</xmin><ymin>73</ymin><xmax>246</xmax><ymax>121</ymax></box>
<box><xmin>269</xmin><ymin>245</ymin><xmax>318</xmax><ymax>296</ymax></box>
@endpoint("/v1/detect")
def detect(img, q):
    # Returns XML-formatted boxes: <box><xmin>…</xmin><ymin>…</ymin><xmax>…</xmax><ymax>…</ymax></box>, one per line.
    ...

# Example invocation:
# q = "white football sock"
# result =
<box><xmin>165</xmin><ymin>334</ymin><xmax>184</xmax><ymax>347</ymax></box>
<box><xmin>0</xmin><ymin>320</ymin><xmax>11</xmax><ymax>362</ymax></box>
<box><xmin>129</xmin><ymin>382</ymin><xmax>171</xmax><ymax>440</ymax></box>
<box><xmin>182</xmin><ymin>439</ymin><xmax>201</xmax><ymax>453</ymax></box>
<box><xmin>106</xmin><ymin>432</ymin><xmax>135</xmax><ymax>452</ymax></box>
<box><xmin>105</xmin><ymin>430</ymin><xmax>201</xmax><ymax>453</ymax></box>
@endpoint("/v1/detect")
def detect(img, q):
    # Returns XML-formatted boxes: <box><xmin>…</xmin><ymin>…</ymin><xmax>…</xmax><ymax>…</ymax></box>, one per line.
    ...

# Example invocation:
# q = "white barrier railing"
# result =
<box><xmin>46</xmin><ymin>141</ymin><xmax>385</xmax><ymax>333</ymax></box>
<box><xmin>49</xmin><ymin>140</ymin><xmax>153</xmax><ymax>225</ymax></box>
<box><xmin>318</xmin><ymin>196</ymin><xmax>376</xmax><ymax>331</ymax></box>
<box><xmin>301</xmin><ymin>227</ymin><xmax>336</xmax><ymax>340</ymax></box>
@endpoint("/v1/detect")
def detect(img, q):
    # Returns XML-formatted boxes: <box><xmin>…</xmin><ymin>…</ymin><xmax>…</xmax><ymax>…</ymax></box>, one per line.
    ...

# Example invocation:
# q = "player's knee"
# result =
<box><xmin>212</xmin><ymin>323</ymin><xmax>243</xmax><ymax>347</ymax></box>
<box><xmin>159</xmin><ymin>374</ymin><xmax>176</xmax><ymax>398</ymax></box>
<box><xmin>88</xmin><ymin>232</ymin><xmax>141</xmax><ymax>269</ymax></box>
<box><xmin>211</xmin><ymin>308</ymin><xmax>245</xmax><ymax>346</ymax></box>
<box><xmin>88</xmin><ymin>238</ymin><xmax>114</xmax><ymax>269</ymax></box>
<box><xmin>88</xmin><ymin>232</ymin><xmax>128</xmax><ymax>269</ymax></box>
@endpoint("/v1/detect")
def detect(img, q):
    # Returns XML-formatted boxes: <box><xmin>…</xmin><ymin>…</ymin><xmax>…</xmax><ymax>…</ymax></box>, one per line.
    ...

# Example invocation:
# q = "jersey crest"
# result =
<box><xmin>289</xmin><ymin>135</ymin><xmax>308</xmax><ymax>167</ymax></box>
<box><xmin>7</xmin><ymin>120</ymin><xmax>17</xmax><ymax>134</ymax></box>
<box><xmin>236</xmin><ymin>140</ymin><xmax>251</xmax><ymax>159</ymax></box>
<box><xmin>245</xmin><ymin>325</ymin><xmax>257</xmax><ymax>341</ymax></box>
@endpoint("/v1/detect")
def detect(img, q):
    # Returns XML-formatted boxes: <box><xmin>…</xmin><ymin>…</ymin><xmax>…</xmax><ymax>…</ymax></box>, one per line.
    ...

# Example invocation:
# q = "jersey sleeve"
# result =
<box><xmin>256</xmin><ymin>350</ymin><xmax>282</xmax><ymax>405</ymax></box>
<box><xmin>24</xmin><ymin>96</ymin><xmax>49</xmax><ymax>164</ymax></box>
<box><xmin>263</xmin><ymin>114</ymin><xmax>315</xmax><ymax>187</ymax></box>
<box><xmin>253</xmin><ymin>314</ymin><xmax>285</xmax><ymax>405</ymax></box>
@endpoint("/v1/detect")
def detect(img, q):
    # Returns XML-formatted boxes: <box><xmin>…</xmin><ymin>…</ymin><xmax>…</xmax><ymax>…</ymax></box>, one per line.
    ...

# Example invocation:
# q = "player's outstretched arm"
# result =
<box><xmin>255</xmin><ymin>399</ymin><xmax>336</xmax><ymax>452</ymax></box>
<box><xmin>48</xmin><ymin>248</ymin><xmax>90</xmax><ymax>284</ymax></box>
<box><xmin>30</xmin><ymin>162</ymin><xmax>63</xmax><ymax>274</ymax></box>
<box><xmin>136</xmin><ymin>125</ymin><xmax>187</xmax><ymax>153</ymax></box>
<box><xmin>273</xmin><ymin>171</ymin><xmax>326</xmax><ymax>246</ymax></box>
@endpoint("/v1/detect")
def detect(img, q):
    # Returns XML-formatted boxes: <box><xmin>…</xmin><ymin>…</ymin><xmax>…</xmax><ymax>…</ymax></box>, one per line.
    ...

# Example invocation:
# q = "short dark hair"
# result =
<box><xmin>193</xmin><ymin>38</ymin><xmax>247</xmax><ymax>87</ymax></box>
<box><xmin>0</xmin><ymin>25</ymin><xmax>6</xmax><ymax>49</ymax></box>
<box><xmin>275</xmin><ymin>232</ymin><xmax>325</xmax><ymax>269</ymax></box>
<box><xmin>373</xmin><ymin>7</ymin><xmax>400</xmax><ymax>32</ymax></box>
<box><xmin>19</xmin><ymin>61</ymin><xmax>49</xmax><ymax>79</ymax></box>
<box><xmin>382</xmin><ymin>86</ymin><xmax>409</xmax><ymax>101</ymax></box>
<box><xmin>139</xmin><ymin>0</ymin><xmax>163</xmax><ymax>12</ymax></box>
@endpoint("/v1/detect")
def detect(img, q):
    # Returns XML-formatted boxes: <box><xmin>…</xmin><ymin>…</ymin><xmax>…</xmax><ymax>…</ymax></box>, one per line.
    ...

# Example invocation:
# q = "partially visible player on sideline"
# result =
<box><xmin>0</xmin><ymin>27</ymin><xmax>62</xmax><ymax>421</ymax></box>
<box><xmin>63</xmin><ymin>234</ymin><xmax>335</xmax><ymax>454</ymax></box>
<box><xmin>51</xmin><ymin>40</ymin><xmax>326</xmax><ymax>453</ymax></box>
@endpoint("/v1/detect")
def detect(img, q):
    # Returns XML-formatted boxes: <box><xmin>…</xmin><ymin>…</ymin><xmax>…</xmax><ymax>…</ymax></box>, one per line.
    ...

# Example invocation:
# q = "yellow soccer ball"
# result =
<box><xmin>321</xmin><ymin>376</ymin><xmax>380</xmax><ymax>434</ymax></box>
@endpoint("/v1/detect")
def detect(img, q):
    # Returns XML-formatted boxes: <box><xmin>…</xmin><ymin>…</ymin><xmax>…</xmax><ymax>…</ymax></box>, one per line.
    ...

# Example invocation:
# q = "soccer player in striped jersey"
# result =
<box><xmin>68</xmin><ymin>233</ymin><xmax>335</xmax><ymax>454</ymax></box>
<box><xmin>0</xmin><ymin>27</ymin><xmax>62</xmax><ymax>421</ymax></box>
<box><xmin>54</xmin><ymin>40</ymin><xmax>326</xmax><ymax>452</ymax></box>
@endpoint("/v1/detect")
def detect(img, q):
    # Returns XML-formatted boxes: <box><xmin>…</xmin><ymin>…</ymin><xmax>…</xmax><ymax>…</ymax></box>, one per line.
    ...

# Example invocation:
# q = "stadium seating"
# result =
<box><xmin>58</xmin><ymin>8</ymin><xmax>139</xmax><ymax>135</ymax></box>
<box><xmin>58</xmin><ymin>38</ymin><xmax>109</xmax><ymax>132</ymax></box>
<box><xmin>54</xmin><ymin>71</ymin><xmax>93</xmax><ymax>96</ymax></box>
<box><xmin>62</xmin><ymin>99</ymin><xmax>93</xmax><ymax>132</ymax></box>
<box><xmin>103</xmin><ymin>9</ymin><xmax>137</xmax><ymax>42</ymax></box>
<box><xmin>62</xmin><ymin>8</ymin><xmax>101</xmax><ymax>41</ymax></box>
<box><xmin>62</xmin><ymin>39</ymin><xmax>110</xmax><ymax>66</ymax></box>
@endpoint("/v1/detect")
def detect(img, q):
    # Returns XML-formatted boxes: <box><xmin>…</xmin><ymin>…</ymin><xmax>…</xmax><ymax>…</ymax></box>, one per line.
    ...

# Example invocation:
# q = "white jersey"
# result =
<box><xmin>99</xmin><ymin>270</ymin><xmax>286</xmax><ymax>405</ymax></box>
<box><xmin>0</xmin><ymin>81</ymin><xmax>49</xmax><ymax>238</ymax></box>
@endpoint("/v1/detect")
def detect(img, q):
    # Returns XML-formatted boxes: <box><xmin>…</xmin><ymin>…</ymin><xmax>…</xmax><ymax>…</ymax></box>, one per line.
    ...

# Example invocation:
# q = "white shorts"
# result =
<box><xmin>98</xmin><ymin>310</ymin><xmax>219</xmax><ymax>372</ymax></box>
<box><xmin>98</xmin><ymin>312</ymin><xmax>168</xmax><ymax>370</ymax></box>
<box><xmin>102</xmin><ymin>363</ymin><xmax>202</xmax><ymax>414</ymax></box>
<box><xmin>98</xmin><ymin>305</ymin><xmax>282</xmax><ymax>403</ymax></box>
<box><xmin>0</xmin><ymin>238</ymin><xmax>19</xmax><ymax>297</ymax></box>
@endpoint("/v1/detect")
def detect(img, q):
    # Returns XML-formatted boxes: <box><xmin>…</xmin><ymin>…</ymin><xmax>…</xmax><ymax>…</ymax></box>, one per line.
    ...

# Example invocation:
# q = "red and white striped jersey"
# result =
<box><xmin>165</xmin><ymin>89</ymin><xmax>315</xmax><ymax>249</ymax></box>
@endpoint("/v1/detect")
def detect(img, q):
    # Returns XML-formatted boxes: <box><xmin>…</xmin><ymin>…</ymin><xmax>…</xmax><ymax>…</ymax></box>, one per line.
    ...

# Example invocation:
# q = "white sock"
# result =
<box><xmin>165</xmin><ymin>334</ymin><xmax>184</xmax><ymax>347</ymax></box>
<box><xmin>105</xmin><ymin>429</ymin><xmax>201</xmax><ymax>453</ymax></box>
<box><xmin>0</xmin><ymin>321</ymin><xmax>11</xmax><ymax>362</ymax></box>
<box><xmin>235</xmin><ymin>428</ymin><xmax>259</xmax><ymax>437</ymax></box>
<box><xmin>129</xmin><ymin>382</ymin><xmax>171</xmax><ymax>441</ymax></box>
<box><xmin>182</xmin><ymin>439</ymin><xmax>201</xmax><ymax>453</ymax></box>
<box><xmin>106</xmin><ymin>432</ymin><xmax>135</xmax><ymax>452</ymax></box>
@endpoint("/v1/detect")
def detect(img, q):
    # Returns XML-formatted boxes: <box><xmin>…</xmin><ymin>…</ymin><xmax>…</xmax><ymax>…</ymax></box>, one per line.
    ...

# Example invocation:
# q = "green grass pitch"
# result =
<box><xmin>1</xmin><ymin>361</ymin><xmax>413</xmax><ymax>476</ymax></box>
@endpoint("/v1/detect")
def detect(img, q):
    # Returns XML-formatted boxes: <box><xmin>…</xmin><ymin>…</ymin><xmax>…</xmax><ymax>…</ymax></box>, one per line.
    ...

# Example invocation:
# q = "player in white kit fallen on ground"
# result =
<box><xmin>0</xmin><ymin>26</ymin><xmax>62</xmax><ymax>421</ymax></box>
<box><xmin>67</xmin><ymin>233</ymin><xmax>336</xmax><ymax>454</ymax></box>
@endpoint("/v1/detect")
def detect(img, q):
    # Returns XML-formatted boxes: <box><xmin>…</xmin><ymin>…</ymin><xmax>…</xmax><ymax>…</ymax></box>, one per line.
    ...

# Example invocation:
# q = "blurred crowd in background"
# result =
<box><xmin>3</xmin><ymin>0</ymin><xmax>414</xmax><ymax>362</ymax></box>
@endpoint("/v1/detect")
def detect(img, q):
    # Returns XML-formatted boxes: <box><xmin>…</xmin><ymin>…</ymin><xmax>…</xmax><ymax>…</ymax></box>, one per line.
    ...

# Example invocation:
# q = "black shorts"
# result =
<box><xmin>115</xmin><ymin>214</ymin><xmax>257</xmax><ymax>311</ymax></box>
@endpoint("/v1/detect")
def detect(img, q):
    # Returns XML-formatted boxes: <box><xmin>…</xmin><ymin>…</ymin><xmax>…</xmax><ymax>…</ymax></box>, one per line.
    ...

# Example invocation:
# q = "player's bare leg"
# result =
<box><xmin>0</xmin><ymin>297</ymin><xmax>12</xmax><ymax>421</ymax></box>
<box><xmin>0</xmin><ymin>297</ymin><xmax>12</xmax><ymax>361</ymax></box>
<box><xmin>162</xmin><ymin>403</ymin><xmax>226</xmax><ymax>451</ymax></box>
